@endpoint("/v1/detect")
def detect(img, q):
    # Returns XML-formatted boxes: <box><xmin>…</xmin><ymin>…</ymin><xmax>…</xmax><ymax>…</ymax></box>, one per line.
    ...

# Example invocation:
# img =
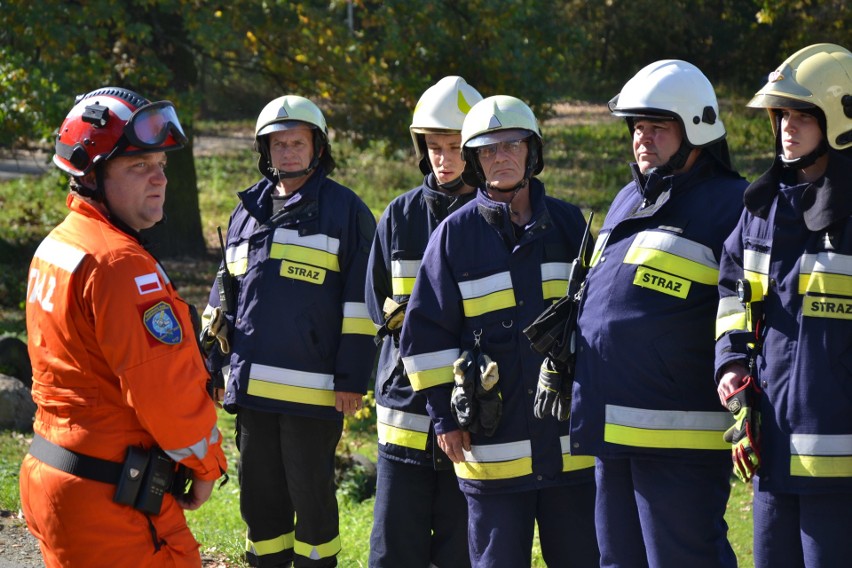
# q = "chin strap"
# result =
<box><xmin>649</xmin><ymin>140</ymin><xmax>693</xmax><ymax>177</ymax></box>
<box><xmin>486</xmin><ymin>178</ymin><xmax>528</xmax><ymax>219</ymax></box>
<box><xmin>436</xmin><ymin>175</ymin><xmax>465</xmax><ymax>192</ymax></box>
<box><xmin>781</xmin><ymin>139</ymin><xmax>829</xmax><ymax>170</ymax></box>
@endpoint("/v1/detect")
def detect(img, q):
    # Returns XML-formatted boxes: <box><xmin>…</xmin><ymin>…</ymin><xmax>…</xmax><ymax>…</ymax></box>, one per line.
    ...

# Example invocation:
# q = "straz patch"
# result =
<box><xmin>142</xmin><ymin>301</ymin><xmax>183</xmax><ymax>345</ymax></box>
<box><xmin>633</xmin><ymin>267</ymin><xmax>690</xmax><ymax>299</ymax></box>
<box><xmin>281</xmin><ymin>260</ymin><xmax>326</xmax><ymax>285</ymax></box>
<box><xmin>803</xmin><ymin>297</ymin><xmax>852</xmax><ymax>320</ymax></box>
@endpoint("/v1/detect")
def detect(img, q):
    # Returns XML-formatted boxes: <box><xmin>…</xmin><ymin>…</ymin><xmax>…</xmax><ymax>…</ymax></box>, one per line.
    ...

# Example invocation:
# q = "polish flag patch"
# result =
<box><xmin>135</xmin><ymin>273</ymin><xmax>163</xmax><ymax>295</ymax></box>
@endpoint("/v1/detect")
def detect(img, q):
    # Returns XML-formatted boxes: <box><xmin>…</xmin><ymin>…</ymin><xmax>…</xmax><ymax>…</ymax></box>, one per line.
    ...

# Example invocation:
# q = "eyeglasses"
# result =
<box><xmin>476</xmin><ymin>138</ymin><xmax>528</xmax><ymax>160</ymax></box>
<box><xmin>124</xmin><ymin>101</ymin><xmax>188</xmax><ymax>148</ymax></box>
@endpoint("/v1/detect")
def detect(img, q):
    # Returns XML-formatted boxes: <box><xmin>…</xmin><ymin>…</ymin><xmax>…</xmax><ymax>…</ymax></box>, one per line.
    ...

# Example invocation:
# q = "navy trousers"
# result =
<box><xmin>595</xmin><ymin>456</ymin><xmax>736</xmax><ymax>568</ymax></box>
<box><xmin>368</xmin><ymin>455</ymin><xmax>470</xmax><ymax>567</ymax></box>
<box><xmin>753</xmin><ymin>482</ymin><xmax>852</xmax><ymax>568</ymax></box>
<box><xmin>466</xmin><ymin>482</ymin><xmax>599</xmax><ymax>568</ymax></box>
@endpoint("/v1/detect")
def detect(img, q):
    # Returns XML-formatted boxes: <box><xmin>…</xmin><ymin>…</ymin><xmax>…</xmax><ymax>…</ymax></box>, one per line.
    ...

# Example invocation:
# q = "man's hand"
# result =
<box><xmin>533</xmin><ymin>358</ymin><xmax>571</xmax><ymax>421</ymax></box>
<box><xmin>335</xmin><ymin>391</ymin><xmax>364</xmax><ymax>416</ymax></box>
<box><xmin>437</xmin><ymin>430</ymin><xmax>471</xmax><ymax>464</ymax></box>
<box><xmin>201</xmin><ymin>307</ymin><xmax>230</xmax><ymax>355</ymax></box>
<box><xmin>717</xmin><ymin>362</ymin><xmax>749</xmax><ymax>406</ymax></box>
<box><xmin>175</xmin><ymin>478</ymin><xmax>215</xmax><ymax>511</ymax></box>
<box><xmin>722</xmin><ymin>373</ymin><xmax>761</xmax><ymax>483</ymax></box>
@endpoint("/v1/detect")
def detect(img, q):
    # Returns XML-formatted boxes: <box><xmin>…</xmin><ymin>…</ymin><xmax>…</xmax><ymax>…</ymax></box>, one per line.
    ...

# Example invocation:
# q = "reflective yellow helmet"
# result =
<box><xmin>748</xmin><ymin>43</ymin><xmax>852</xmax><ymax>150</ymax></box>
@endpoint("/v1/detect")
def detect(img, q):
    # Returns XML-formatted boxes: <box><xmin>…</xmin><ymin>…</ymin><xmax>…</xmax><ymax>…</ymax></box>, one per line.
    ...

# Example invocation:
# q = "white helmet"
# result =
<box><xmin>410</xmin><ymin>76</ymin><xmax>483</xmax><ymax>157</ymax></box>
<box><xmin>609</xmin><ymin>59</ymin><xmax>726</xmax><ymax>148</ymax></box>
<box><xmin>461</xmin><ymin>95</ymin><xmax>543</xmax><ymax>187</ymax></box>
<box><xmin>254</xmin><ymin>95</ymin><xmax>334</xmax><ymax>180</ymax></box>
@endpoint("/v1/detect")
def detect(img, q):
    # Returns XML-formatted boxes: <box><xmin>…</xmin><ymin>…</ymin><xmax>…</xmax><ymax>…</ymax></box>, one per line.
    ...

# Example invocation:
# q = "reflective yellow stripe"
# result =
<box><xmin>377</xmin><ymin>422</ymin><xmax>429</xmax><ymax>449</ymax></box>
<box><xmin>226</xmin><ymin>242</ymin><xmax>249</xmax><ymax>276</ymax></box>
<box><xmin>294</xmin><ymin>534</ymin><xmax>341</xmax><ymax>560</ymax></box>
<box><xmin>798</xmin><ymin>252</ymin><xmax>852</xmax><ymax>296</ymax></box>
<box><xmin>248</xmin><ymin>380</ymin><xmax>336</xmax><ymax>406</ymax></box>
<box><xmin>246</xmin><ymin>363</ymin><xmax>336</xmax><ymax>407</ymax></box>
<box><xmin>402</xmin><ymin>349</ymin><xmax>459</xmax><ymax>391</ymax></box>
<box><xmin>391</xmin><ymin>259</ymin><xmax>420</xmax><ymax>295</ymax></box>
<box><xmin>459</xmin><ymin>272</ymin><xmax>515</xmax><ymax>317</ymax></box>
<box><xmin>559</xmin><ymin>436</ymin><xmax>595</xmax><ymax>471</ymax></box>
<box><xmin>455</xmin><ymin>440</ymin><xmax>533</xmax><ymax>480</ymax></box>
<box><xmin>270</xmin><ymin>228</ymin><xmax>340</xmax><ymax>271</ymax></box>
<box><xmin>247</xmin><ymin>531</ymin><xmax>294</xmax><ymax>556</ymax></box>
<box><xmin>34</xmin><ymin>237</ymin><xmax>86</xmax><ymax>273</ymax></box>
<box><xmin>541</xmin><ymin>262</ymin><xmax>570</xmax><ymax>300</ymax></box>
<box><xmin>743</xmin><ymin>249</ymin><xmax>770</xmax><ymax>295</ymax></box>
<box><xmin>790</xmin><ymin>433</ymin><xmax>852</xmax><ymax>476</ymax></box>
<box><xmin>342</xmin><ymin>302</ymin><xmax>376</xmax><ymax>335</ymax></box>
<box><xmin>803</xmin><ymin>298</ymin><xmax>852</xmax><ymax>320</ymax></box>
<box><xmin>377</xmin><ymin>405</ymin><xmax>430</xmax><ymax>450</ymax></box>
<box><xmin>454</xmin><ymin>457</ymin><xmax>533</xmax><ymax>480</ymax></box>
<box><xmin>590</xmin><ymin>231</ymin><xmax>610</xmax><ymax>268</ymax></box>
<box><xmin>392</xmin><ymin>277</ymin><xmax>416</xmax><ymax>296</ymax></box>
<box><xmin>715</xmin><ymin>295</ymin><xmax>747</xmax><ymax>339</ymax></box>
<box><xmin>624</xmin><ymin>231</ymin><xmax>719</xmax><ymax>285</ymax></box>
<box><xmin>604</xmin><ymin>405</ymin><xmax>732</xmax><ymax>451</ymax></box>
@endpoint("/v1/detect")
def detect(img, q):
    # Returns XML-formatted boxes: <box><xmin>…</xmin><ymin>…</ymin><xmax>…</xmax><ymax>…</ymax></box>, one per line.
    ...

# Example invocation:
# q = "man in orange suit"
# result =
<box><xmin>20</xmin><ymin>87</ymin><xmax>227</xmax><ymax>567</ymax></box>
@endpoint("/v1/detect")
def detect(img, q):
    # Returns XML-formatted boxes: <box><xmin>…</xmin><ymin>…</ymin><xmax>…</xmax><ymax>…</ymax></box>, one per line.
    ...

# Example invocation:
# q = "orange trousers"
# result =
<box><xmin>20</xmin><ymin>455</ymin><xmax>202</xmax><ymax>567</ymax></box>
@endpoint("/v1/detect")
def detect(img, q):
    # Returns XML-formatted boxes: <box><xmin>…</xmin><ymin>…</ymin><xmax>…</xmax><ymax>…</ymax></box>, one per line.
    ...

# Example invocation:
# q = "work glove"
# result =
<box><xmin>451</xmin><ymin>350</ymin><xmax>477</xmax><ymax>430</ymax></box>
<box><xmin>533</xmin><ymin>357</ymin><xmax>572</xmax><ymax>421</ymax></box>
<box><xmin>375</xmin><ymin>298</ymin><xmax>407</xmax><ymax>346</ymax></box>
<box><xmin>723</xmin><ymin>375</ymin><xmax>761</xmax><ymax>482</ymax></box>
<box><xmin>200</xmin><ymin>306</ymin><xmax>230</xmax><ymax>355</ymax></box>
<box><xmin>473</xmin><ymin>352</ymin><xmax>501</xmax><ymax>437</ymax></box>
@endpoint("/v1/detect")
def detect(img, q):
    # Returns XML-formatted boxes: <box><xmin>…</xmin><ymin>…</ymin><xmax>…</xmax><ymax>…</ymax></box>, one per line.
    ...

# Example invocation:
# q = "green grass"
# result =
<box><xmin>0</xmin><ymin>107</ymin><xmax>774</xmax><ymax>566</ymax></box>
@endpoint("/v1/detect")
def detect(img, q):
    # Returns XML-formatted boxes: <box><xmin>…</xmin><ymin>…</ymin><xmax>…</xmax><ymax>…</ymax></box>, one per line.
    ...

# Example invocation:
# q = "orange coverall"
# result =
<box><xmin>20</xmin><ymin>193</ymin><xmax>227</xmax><ymax>567</ymax></box>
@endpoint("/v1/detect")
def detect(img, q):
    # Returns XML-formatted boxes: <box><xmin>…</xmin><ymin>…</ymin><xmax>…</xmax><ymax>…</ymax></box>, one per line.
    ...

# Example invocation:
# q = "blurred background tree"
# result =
<box><xmin>1</xmin><ymin>0</ymin><xmax>849</xmax><ymax>255</ymax></box>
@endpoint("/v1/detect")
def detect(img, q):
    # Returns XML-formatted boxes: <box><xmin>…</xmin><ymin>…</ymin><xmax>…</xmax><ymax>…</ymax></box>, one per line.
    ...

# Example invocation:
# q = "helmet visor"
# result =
<box><xmin>125</xmin><ymin>101</ymin><xmax>188</xmax><ymax>148</ymax></box>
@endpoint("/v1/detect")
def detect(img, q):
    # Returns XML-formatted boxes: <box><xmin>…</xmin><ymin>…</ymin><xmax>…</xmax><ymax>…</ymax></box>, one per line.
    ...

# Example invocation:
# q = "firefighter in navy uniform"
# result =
<box><xmin>20</xmin><ymin>87</ymin><xmax>227</xmax><ymax>568</ymax></box>
<box><xmin>399</xmin><ymin>95</ymin><xmax>599</xmax><ymax>568</ymax></box>
<box><xmin>367</xmin><ymin>76</ymin><xmax>482</xmax><ymax>568</ymax></box>
<box><xmin>569</xmin><ymin>61</ymin><xmax>747</xmax><ymax>567</ymax></box>
<box><xmin>715</xmin><ymin>43</ymin><xmax>852</xmax><ymax>568</ymax></box>
<box><xmin>201</xmin><ymin>95</ymin><xmax>377</xmax><ymax>567</ymax></box>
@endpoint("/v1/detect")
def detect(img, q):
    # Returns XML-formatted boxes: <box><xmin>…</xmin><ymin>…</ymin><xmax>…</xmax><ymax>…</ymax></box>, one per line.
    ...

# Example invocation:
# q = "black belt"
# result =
<box><xmin>29</xmin><ymin>434</ymin><xmax>123</xmax><ymax>485</ymax></box>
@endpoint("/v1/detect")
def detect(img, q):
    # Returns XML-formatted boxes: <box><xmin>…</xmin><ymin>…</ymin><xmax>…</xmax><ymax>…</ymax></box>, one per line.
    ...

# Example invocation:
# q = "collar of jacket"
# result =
<box><xmin>744</xmin><ymin>149</ymin><xmax>852</xmax><ymax>231</ymax></box>
<box><xmin>627</xmin><ymin>153</ymin><xmax>719</xmax><ymax>218</ymax></box>
<box><xmin>475</xmin><ymin>178</ymin><xmax>552</xmax><ymax>248</ymax></box>
<box><xmin>422</xmin><ymin>173</ymin><xmax>476</xmax><ymax>223</ymax></box>
<box><xmin>67</xmin><ymin>192</ymin><xmax>150</xmax><ymax>246</ymax></box>
<box><xmin>238</xmin><ymin>166</ymin><xmax>327</xmax><ymax>223</ymax></box>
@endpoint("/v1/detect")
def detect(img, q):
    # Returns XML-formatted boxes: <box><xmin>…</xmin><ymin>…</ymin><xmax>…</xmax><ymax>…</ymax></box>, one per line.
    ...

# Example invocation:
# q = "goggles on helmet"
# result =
<box><xmin>124</xmin><ymin>101</ymin><xmax>188</xmax><ymax>149</ymax></box>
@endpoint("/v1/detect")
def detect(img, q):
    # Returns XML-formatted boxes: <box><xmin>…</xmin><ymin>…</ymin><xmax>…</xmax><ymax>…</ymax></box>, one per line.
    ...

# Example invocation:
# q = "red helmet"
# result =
<box><xmin>53</xmin><ymin>87</ymin><xmax>188</xmax><ymax>176</ymax></box>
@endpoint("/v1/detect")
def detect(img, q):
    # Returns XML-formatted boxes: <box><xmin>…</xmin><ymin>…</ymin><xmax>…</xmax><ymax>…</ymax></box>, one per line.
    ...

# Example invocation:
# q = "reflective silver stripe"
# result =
<box><xmin>801</xmin><ymin>252</ymin><xmax>852</xmax><ymax>277</ymax></box>
<box><xmin>790</xmin><ymin>434</ymin><xmax>852</xmax><ymax>456</ymax></box>
<box><xmin>606</xmin><ymin>404</ymin><xmax>732</xmax><ymax>431</ymax></box>
<box><xmin>402</xmin><ymin>349</ymin><xmax>459</xmax><ymax>375</ymax></box>
<box><xmin>462</xmin><ymin>440</ymin><xmax>532</xmax><ymax>463</ymax></box>
<box><xmin>590</xmin><ymin>231</ymin><xmax>610</xmax><ymax>267</ymax></box>
<box><xmin>743</xmin><ymin>249</ymin><xmax>770</xmax><ymax>275</ymax></box>
<box><xmin>376</xmin><ymin>405</ymin><xmax>431</xmax><ymax>433</ymax></box>
<box><xmin>392</xmin><ymin>259</ymin><xmax>421</xmax><ymax>279</ymax></box>
<box><xmin>631</xmin><ymin>231</ymin><xmax>718</xmax><ymax>270</ymax></box>
<box><xmin>559</xmin><ymin>435</ymin><xmax>572</xmax><ymax>453</ymax></box>
<box><xmin>34</xmin><ymin>237</ymin><xmax>86</xmax><ymax>273</ymax></box>
<box><xmin>226</xmin><ymin>242</ymin><xmax>249</xmax><ymax>264</ymax></box>
<box><xmin>155</xmin><ymin>262</ymin><xmax>171</xmax><ymax>286</ymax></box>
<box><xmin>273</xmin><ymin>228</ymin><xmax>340</xmax><ymax>255</ymax></box>
<box><xmin>541</xmin><ymin>262</ymin><xmax>570</xmax><ymax>282</ymax></box>
<box><xmin>164</xmin><ymin>425</ymin><xmax>220</xmax><ymax>462</ymax></box>
<box><xmin>458</xmin><ymin>271</ymin><xmax>513</xmax><ymax>299</ymax></box>
<box><xmin>343</xmin><ymin>302</ymin><xmax>370</xmax><ymax>319</ymax></box>
<box><xmin>249</xmin><ymin>363</ymin><xmax>335</xmax><ymax>391</ymax></box>
<box><xmin>717</xmin><ymin>295</ymin><xmax>745</xmax><ymax>321</ymax></box>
